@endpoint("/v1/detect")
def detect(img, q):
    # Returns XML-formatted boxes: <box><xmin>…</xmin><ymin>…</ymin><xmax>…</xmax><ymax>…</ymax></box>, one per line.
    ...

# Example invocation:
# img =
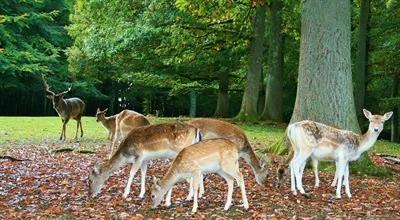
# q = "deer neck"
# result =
<box><xmin>160</xmin><ymin>169</ymin><xmax>180</xmax><ymax>192</ymax></box>
<box><xmin>55</xmin><ymin>100</ymin><xmax>68</xmax><ymax>115</ymax></box>
<box><xmin>358</xmin><ymin>130</ymin><xmax>379</xmax><ymax>154</ymax></box>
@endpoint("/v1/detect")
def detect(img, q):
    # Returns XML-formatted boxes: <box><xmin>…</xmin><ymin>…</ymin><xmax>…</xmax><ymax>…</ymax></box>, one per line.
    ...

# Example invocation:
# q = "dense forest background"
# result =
<box><xmin>0</xmin><ymin>0</ymin><xmax>399</xmax><ymax>141</ymax></box>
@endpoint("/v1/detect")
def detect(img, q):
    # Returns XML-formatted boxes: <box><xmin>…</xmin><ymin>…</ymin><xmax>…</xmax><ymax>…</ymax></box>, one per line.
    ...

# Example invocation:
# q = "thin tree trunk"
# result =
<box><xmin>189</xmin><ymin>90</ymin><xmax>197</xmax><ymax>117</ymax></box>
<box><xmin>260</xmin><ymin>0</ymin><xmax>284</xmax><ymax>122</ymax></box>
<box><xmin>391</xmin><ymin>74</ymin><xmax>399</xmax><ymax>142</ymax></box>
<box><xmin>214</xmin><ymin>73</ymin><xmax>230</xmax><ymax>117</ymax></box>
<box><xmin>354</xmin><ymin>0</ymin><xmax>370</xmax><ymax>116</ymax></box>
<box><xmin>235</xmin><ymin>3</ymin><xmax>266</xmax><ymax>121</ymax></box>
<box><xmin>290</xmin><ymin>0</ymin><xmax>360</xmax><ymax>132</ymax></box>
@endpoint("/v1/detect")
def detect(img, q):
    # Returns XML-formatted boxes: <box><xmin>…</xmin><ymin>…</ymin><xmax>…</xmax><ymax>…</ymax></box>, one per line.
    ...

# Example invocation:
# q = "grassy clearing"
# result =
<box><xmin>1</xmin><ymin>117</ymin><xmax>399</xmax><ymax>158</ymax></box>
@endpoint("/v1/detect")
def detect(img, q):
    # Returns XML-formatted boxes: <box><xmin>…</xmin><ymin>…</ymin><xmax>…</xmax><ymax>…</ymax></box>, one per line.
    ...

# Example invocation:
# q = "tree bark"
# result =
<box><xmin>189</xmin><ymin>90</ymin><xmax>197</xmax><ymax>117</ymax></box>
<box><xmin>354</xmin><ymin>0</ymin><xmax>370</xmax><ymax>116</ymax></box>
<box><xmin>290</xmin><ymin>0</ymin><xmax>360</xmax><ymax>132</ymax></box>
<box><xmin>391</xmin><ymin>74</ymin><xmax>399</xmax><ymax>142</ymax></box>
<box><xmin>235</xmin><ymin>3</ymin><xmax>266</xmax><ymax>121</ymax></box>
<box><xmin>260</xmin><ymin>0</ymin><xmax>284</xmax><ymax>122</ymax></box>
<box><xmin>214</xmin><ymin>73</ymin><xmax>229</xmax><ymax>117</ymax></box>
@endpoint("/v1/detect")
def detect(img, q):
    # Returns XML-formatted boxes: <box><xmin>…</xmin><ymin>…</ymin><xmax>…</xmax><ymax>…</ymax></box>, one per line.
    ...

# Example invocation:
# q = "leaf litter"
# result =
<box><xmin>0</xmin><ymin>143</ymin><xmax>399</xmax><ymax>219</ymax></box>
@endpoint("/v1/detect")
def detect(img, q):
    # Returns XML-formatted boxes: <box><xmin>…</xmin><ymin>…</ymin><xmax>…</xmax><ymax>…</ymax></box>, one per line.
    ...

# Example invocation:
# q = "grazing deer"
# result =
<box><xmin>88</xmin><ymin>122</ymin><xmax>201</xmax><ymax>199</ymax></box>
<box><xmin>186</xmin><ymin>118</ymin><xmax>268</xmax><ymax>185</ymax></box>
<box><xmin>95</xmin><ymin>108</ymin><xmax>117</xmax><ymax>141</ymax></box>
<box><xmin>287</xmin><ymin>109</ymin><xmax>393</xmax><ymax>198</ymax></box>
<box><xmin>151</xmin><ymin>139</ymin><xmax>249</xmax><ymax>213</ymax></box>
<box><xmin>109</xmin><ymin>110</ymin><xmax>150</xmax><ymax>159</ymax></box>
<box><xmin>42</xmin><ymin>74</ymin><xmax>85</xmax><ymax>140</ymax></box>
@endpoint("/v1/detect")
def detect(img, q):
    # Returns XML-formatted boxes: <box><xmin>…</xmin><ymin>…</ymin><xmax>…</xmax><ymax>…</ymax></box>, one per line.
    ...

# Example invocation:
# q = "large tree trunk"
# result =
<box><xmin>214</xmin><ymin>73</ymin><xmax>229</xmax><ymax>117</ymax></box>
<box><xmin>290</xmin><ymin>0</ymin><xmax>360</xmax><ymax>132</ymax></box>
<box><xmin>260</xmin><ymin>0</ymin><xmax>284</xmax><ymax>122</ymax></box>
<box><xmin>391</xmin><ymin>74</ymin><xmax>399</xmax><ymax>142</ymax></box>
<box><xmin>189</xmin><ymin>90</ymin><xmax>197</xmax><ymax>117</ymax></box>
<box><xmin>235</xmin><ymin>3</ymin><xmax>266</xmax><ymax>121</ymax></box>
<box><xmin>354</xmin><ymin>0</ymin><xmax>370</xmax><ymax>116</ymax></box>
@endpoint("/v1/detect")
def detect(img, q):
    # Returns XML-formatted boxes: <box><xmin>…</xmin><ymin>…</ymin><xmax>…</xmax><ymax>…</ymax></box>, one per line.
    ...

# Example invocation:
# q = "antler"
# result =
<box><xmin>41</xmin><ymin>74</ymin><xmax>55</xmax><ymax>96</ymax></box>
<box><xmin>57</xmin><ymin>84</ymin><xmax>72</xmax><ymax>96</ymax></box>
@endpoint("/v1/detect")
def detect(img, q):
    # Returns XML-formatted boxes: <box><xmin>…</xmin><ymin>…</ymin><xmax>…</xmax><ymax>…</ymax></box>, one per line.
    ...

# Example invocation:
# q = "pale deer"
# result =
<box><xmin>109</xmin><ymin>110</ymin><xmax>150</xmax><ymax>159</ymax></box>
<box><xmin>95</xmin><ymin>108</ymin><xmax>117</xmax><ymax>141</ymax></box>
<box><xmin>42</xmin><ymin>74</ymin><xmax>85</xmax><ymax>140</ymax></box>
<box><xmin>88</xmin><ymin>122</ymin><xmax>201</xmax><ymax>199</ymax></box>
<box><xmin>287</xmin><ymin>109</ymin><xmax>392</xmax><ymax>198</ymax></box>
<box><xmin>151</xmin><ymin>139</ymin><xmax>249</xmax><ymax>213</ymax></box>
<box><xmin>186</xmin><ymin>118</ymin><xmax>268</xmax><ymax>185</ymax></box>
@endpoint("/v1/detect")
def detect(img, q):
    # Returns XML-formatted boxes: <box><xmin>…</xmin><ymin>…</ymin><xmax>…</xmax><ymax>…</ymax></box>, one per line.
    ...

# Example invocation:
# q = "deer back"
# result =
<box><xmin>186</xmin><ymin>118</ymin><xmax>247</xmax><ymax>149</ymax></box>
<box><xmin>118</xmin><ymin>122</ymin><xmax>199</xmax><ymax>156</ymax></box>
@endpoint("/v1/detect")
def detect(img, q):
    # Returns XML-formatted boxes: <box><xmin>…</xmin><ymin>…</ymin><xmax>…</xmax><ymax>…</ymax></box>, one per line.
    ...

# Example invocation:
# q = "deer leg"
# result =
<box><xmin>123</xmin><ymin>158</ymin><xmax>143</xmax><ymax>199</ymax></box>
<box><xmin>233</xmin><ymin>170</ymin><xmax>249</xmax><ymax>210</ymax></box>
<box><xmin>60</xmin><ymin>119</ymin><xmax>69</xmax><ymax>141</ymax></box>
<box><xmin>218</xmin><ymin>171</ymin><xmax>234</xmax><ymax>211</ymax></box>
<box><xmin>75</xmin><ymin>120</ymin><xmax>79</xmax><ymax>139</ymax></box>
<box><xmin>331</xmin><ymin>161</ymin><xmax>339</xmax><ymax>187</ymax></box>
<box><xmin>186</xmin><ymin>178</ymin><xmax>193</xmax><ymax>201</ymax></box>
<box><xmin>289</xmin><ymin>158</ymin><xmax>297</xmax><ymax>195</ymax></box>
<box><xmin>294</xmin><ymin>152</ymin><xmax>309</xmax><ymax>195</ymax></box>
<box><xmin>110</xmin><ymin>131</ymin><xmax>119</xmax><ymax>159</ymax></box>
<box><xmin>199</xmin><ymin>174</ymin><xmax>204</xmax><ymax>198</ymax></box>
<box><xmin>312</xmin><ymin>158</ymin><xmax>320</xmax><ymax>188</ymax></box>
<box><xmin>191</xmin><ymin>173</ymin><xmax>201</xmax><ymax>213</ymax></box>
<box><xmin>344</xmin><ymin>163</ymin><xmax>351</xmax><ymax>198</ymax></box>
<box><xmin>138</xmin><ymin>163</ymin><xmax>148</xmax><ymax>198</ymax></box>
<box><xmin>59</xmin><ymin>120</ymin><xmax>64</xmax><ymax>140</ymax></box>
<box><xmin>79</xmin><ymin>119</ymin><xmax>83</xmax><ymax>137</ymax></box>
<box><xmin>335</xmin><ymin>160</ymin><xmax>346</xmax><ymax>199</ymax></box>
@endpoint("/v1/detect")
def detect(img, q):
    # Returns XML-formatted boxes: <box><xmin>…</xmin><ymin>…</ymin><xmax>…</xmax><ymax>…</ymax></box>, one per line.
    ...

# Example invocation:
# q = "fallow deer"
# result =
<box><xmin>42</xmin><ymin>74</ymin><xmax>85</xmax><ymax>140</ymax></box>
<box><xmin>109</xmin><ymin>110</ymin><xmax>150</xmax><ymax>159</ymax></box>
<box><xmin>95</xmin><ymin>108</ymin><xmax>117</xmax><ymax>141</ymax></box>
<box><xmin>151</xmin><ymin>139</ymin><xmax>249</xmax><ymax>213</ymax></box>
<box><xmin>88</xmin><ymin>122</ymin><xmax>201</xmax><ymax>199</ymax></box>
<box><xmin>186</xmin><ymin>118</ymin><xmax>268</xmax><ymax>185</ymax></box>
<box><xmin>287</xmin><ymin>109</ymin><xmax>392</xmax><ymax>198</ymax></box>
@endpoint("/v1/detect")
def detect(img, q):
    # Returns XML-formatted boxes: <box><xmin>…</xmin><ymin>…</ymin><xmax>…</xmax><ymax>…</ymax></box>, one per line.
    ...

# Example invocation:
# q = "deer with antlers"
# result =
<box><xmin>42</xmin><ymin>74</ymin><xmax>85</xmax><ymax>140</ymax></box>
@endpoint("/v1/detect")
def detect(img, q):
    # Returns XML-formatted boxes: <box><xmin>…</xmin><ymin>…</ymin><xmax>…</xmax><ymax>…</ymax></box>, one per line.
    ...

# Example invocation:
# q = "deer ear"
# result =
<box><xmin>93</xmin><ymin>165</ymin><xmax>101</xmax><ymax>175</ymax></box>
<box><xmin>96</xmin><ymin>108</ymin><xmax>100</xmax><ymax>113</ymax></box>
<box><xmin>363</xmin><ymin>109</ymin><xmax>372</xmax><ymax>120</ymax></box>
<box><xmin>384</xmin><ymin>111</ymin><xmax>393</xmax><ymax>121</ymax></box>
<box><xmin>104</xmin><ymin>108</ymin><xmax>108</xmax><ymax>113</ymax></box>
<box><xmin>46</xmin><ymin>95</ymin><xmax>53</xmax><ymax>99</ymax></box>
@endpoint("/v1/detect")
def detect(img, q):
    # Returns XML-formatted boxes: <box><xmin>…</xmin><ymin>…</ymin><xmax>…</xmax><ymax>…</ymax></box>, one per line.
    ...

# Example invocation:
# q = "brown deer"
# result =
<box><xmin>95</xmin><ymin>108</ymin><xmax>117</xmax><ymax>141</ymax></box>
<box><xmin>42</xmin><ymin>74</ymin><xmax>85</xmax><ymax>140</ymax></box>
<box><xmin>88</xmin><ymin>122</ymin><xmax>201</xmax><ymax>199</ymax></box>
<box><xmin>151</xmin><ymin>139</ymin><xmax>249</xmax><ymax>213</ymax></box>
<box><xmin>186</xmin><ymin>118</ymin><xmax>268</xmax><ymax>186</ymax></box>
<box><xmin>286</xmin><ymin>109</ymin><xmax>392</xmax><ymax>198</ymax></box>
<box><xmin>109</xmin><ymin>110</ymin><xmax>150</xmax><ymax>159</ymax></box>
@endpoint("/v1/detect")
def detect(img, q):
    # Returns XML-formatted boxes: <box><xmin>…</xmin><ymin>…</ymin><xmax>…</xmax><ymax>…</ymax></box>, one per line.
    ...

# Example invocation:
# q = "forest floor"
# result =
<box><xmin>0</xmin><ymin>117</ymin><xmax>400</xmax><ymax>219</ymax></box>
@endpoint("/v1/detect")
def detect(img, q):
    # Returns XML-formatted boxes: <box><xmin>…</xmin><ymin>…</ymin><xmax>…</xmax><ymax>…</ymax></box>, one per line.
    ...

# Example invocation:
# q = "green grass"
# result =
<box><xmin>1</xmin><ymin>117</ymin><xmax>399</xmax><ymax>159</ymax></box>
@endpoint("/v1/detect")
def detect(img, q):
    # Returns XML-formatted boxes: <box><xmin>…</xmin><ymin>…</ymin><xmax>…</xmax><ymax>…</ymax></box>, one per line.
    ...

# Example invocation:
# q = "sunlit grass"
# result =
<box><xmin>0</xmin><ymin>117</ymin><xmax>399</xmax><ymax>158</ymax></box>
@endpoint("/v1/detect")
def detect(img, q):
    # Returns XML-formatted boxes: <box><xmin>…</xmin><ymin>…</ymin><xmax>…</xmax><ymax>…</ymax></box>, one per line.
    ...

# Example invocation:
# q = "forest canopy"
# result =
<box><xmin>0</xmin><ymin>0</ymin><xmax>399</xmax><ymax>140</ymax></box>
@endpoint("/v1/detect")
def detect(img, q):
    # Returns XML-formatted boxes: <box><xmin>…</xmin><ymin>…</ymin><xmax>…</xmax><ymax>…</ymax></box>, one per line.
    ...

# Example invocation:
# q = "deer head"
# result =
<box><xmin>363</xmin><ymin>109</ymin><xmax>393</xmax><ymax>133</ymax></box>
<box><xmin>150</xmin><ymin>176</ymin><xmax>164</xmax><ymax>208</ymax></box>
<box><xmin>88</xmin><ymin>164</ymin><xmax>105</xmax><ymax>198</ymax></box>
<box><xmin>42</xmin><ymin>74</ymin><xmax>72</xmax><ymax>109</ymax></box>
<box><xmin>96</xmin><ymin>108</ymin><xmax>108</xmax><ymax>122</ymax></box>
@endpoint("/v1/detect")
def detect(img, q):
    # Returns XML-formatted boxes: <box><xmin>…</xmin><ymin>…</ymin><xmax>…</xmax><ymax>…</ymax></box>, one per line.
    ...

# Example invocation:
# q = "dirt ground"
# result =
<box><xmin>1</xmin><ymin>144</ymin><xmax>399</xmax><ymax>219</ymax></box>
